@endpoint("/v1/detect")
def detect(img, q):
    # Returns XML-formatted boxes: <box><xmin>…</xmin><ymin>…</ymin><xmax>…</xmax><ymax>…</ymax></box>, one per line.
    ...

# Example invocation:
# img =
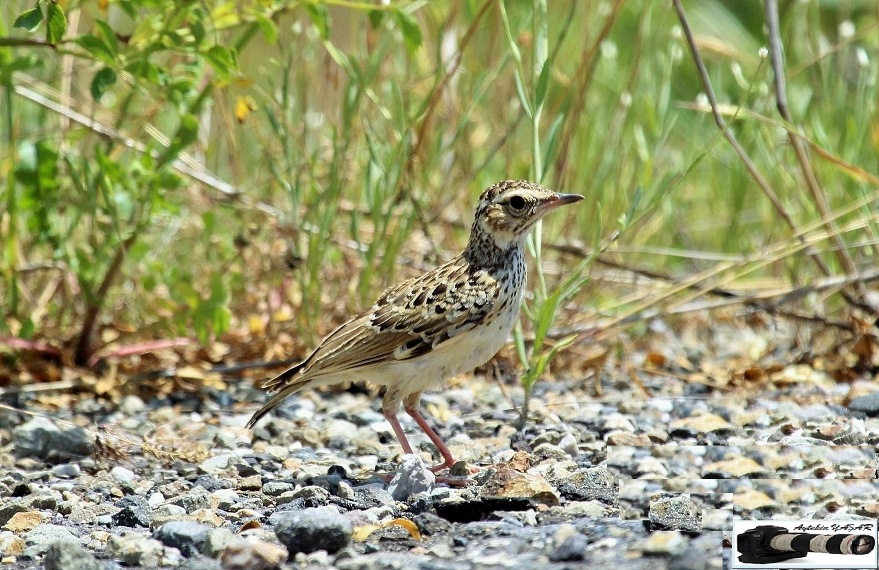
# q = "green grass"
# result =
<box><xmin>1</xmin><ymin>1</ymin><xmax>877</xmax><ymax>384</ymax></box>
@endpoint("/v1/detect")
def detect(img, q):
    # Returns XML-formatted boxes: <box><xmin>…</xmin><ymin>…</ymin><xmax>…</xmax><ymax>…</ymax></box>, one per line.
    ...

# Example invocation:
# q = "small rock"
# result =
<box><xmin>606</xmin><ymin>432</ymin><xmax>651</xmax><ymax>446</ymax></box>
<box><xmin>0</xmin><ymin>530</ymin><xmax>25</xmax><ymax>556</ymax></box>
<box><xmin>212</xmin><ymin>489</ymin><xmax>239</xmax><ymax>510</ymax></box>
<box><xmin>291</xmin><ymin>485</ymin><xmax>330</xmax><ymax>505</ymax></box>
<box><xmin>557</xmin><ymin>433</ymin><xmax>579</xmax><ymax>457</ymax></box>
<box><xmin>23</xmin><ymin>524</ymin><xmax>80</xmax><ymax>558</ymax></box>
<box><xmin>118</xmin><ymin>395</ymin><xmax>146</xmax><ymax>414</ymax></box>
<box><xmin>153</xmin><ymin>521</ymin><xmax>211</xmax><ymax>557</ymax></box>
<box><xmin>167</xmin><ymin>489</ymin><xmax>211</xmax><ymax>513</ymax></box>
<box><xmin>481</xmin><ymin>468</ymin><xmax>559</xmax><ymax>506</ymax></box>
<box><xmin>549</xmin><ymin>533</ymin><xmax>588</xmax><ymax>562</ymax></box>
<box><xmin>149</xmin><ymin>504</ymin><xmax>187</xmax><ymax>529</ymax></box>
<box><xmin>43</xmin><ymin>540</ymin><xmax>102</xmax><ymax>570</ymax></box>
<box><xmin>107</xmin><ymin>532</ymin><xmax>165</xmax><ymax>567</ymax></box>
<box><xmin>194</xmin><ymin>475</ymin><xmax>233</xmax><ymax>492</ymax></box>
<box><xmin>849</xmin><ymin>392</ymin><xmax>879</xmax><ymax>416</ymax></box>
<box><xmin>649</xmin><ymin>494</ymin><xmax>701</xmax><ymax>532</ymax></box>
<box><xmin>270</xmin><ymin>506</ymin><xmax>352</xmax><ymax>555</ymax></box>
<box><xmin>387</xmin><ymin>455</ymin><xmax>435</xmax><ymax>501</ymax></box>
<box><xmin>237</xmin><ymin>475</ymin><xmax>263</xmax><ymax>491</ymax></box>
<box><xmin>221</xmin><ymin>536</ymin><xmax>288</xmax><ymax>570</ymax></box>
<box><xmin>12</xmin><ymin>417</ymin><xmax>95</xmax><ymax>462</ymax></box>
<box><xmin>3</xmin><ymin>511</ymin><xmax>44</xmax><ymax>533</ymax></box>
<box><xmin>203</xmin><ymin>527</ymin><xmax>233</xmax><ymax>558</ymax></box>
<box><xmin>641</xmin><ymin>530</ymin><xmax>688</xmax><ymax>556</ymax></box>
<box><xmin>531</xmin><ymin>443</ymin><xmax>568</xmax><ymax>462</ymax></box>
<box><xmin>262</xmin><ymin>481</ymin><xmax>295</xmax><ymax>497</ymax></box>
<box><xmin>178</xmin><ymin>554</ymin><xmax>222</xmax><ymax>570</ymax></box>
<box><xmin>113</xmin><ymin>495</ymin><xmax>152</xmax><ymax>528</ymax></box>
<box><xmin>110</xmin><ymin>466</ymin><xmax>138</xmax><ymax>485</ymax></box>
<box><xmin>703</xmin><ymin>457</ymin><xmax>767</xmax><ymax>478</ymax></box>
<box><xmin>556</xmin><ymin>467</ymin><xmax>617</xmax><ymax>504</ymax></box>
<box><xmin>413</xmin><ymin>512</ymin><xmax>450</xmax><ymax>536</ymax></box>
<box><xmin>51</xmin><ymin>464</ymin><xmax>81</xmax><ymax>479</ymax></box>
<box><xmin>199</xmin><ymin>454</ymin><xmax>238</xmax><ymax>475</ymax></box>
<box><xmin>669</xmin><ymin>414</ymin><xmax>735</xmax><ymax>436</ymax></box>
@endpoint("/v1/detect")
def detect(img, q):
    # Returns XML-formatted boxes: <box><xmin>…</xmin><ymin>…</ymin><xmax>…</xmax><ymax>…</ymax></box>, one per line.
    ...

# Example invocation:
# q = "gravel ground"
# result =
<box><xmin>2</xmin><ymin>321</ymin><xmax>878</xmax><ymax>569</ymax></box>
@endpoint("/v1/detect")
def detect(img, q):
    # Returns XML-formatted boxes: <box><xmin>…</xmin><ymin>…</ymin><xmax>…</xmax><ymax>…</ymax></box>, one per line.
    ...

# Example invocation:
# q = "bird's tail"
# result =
<box><xmin>246</xmin><ymin>361</ymin><xmax>309</xmax><ymax>429</ymax></box>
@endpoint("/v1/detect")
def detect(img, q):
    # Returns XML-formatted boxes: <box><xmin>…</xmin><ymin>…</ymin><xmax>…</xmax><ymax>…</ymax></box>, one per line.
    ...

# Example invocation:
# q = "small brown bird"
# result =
<box><xmin>247</xmin><ymin>181</ymin><xmax>583</xmax><ymax>471</ymax></box>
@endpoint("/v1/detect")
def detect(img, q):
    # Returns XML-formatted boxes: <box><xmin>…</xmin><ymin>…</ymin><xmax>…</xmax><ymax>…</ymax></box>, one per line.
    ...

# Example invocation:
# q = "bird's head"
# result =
<box><xmin>471</xmin><ymin>180</ymin><xmax>584</xmax><ymax>249</ymax></box>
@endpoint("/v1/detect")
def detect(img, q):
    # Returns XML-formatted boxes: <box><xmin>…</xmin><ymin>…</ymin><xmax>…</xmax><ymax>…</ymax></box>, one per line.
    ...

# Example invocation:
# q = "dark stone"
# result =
<box><xmin>12</xmin><ymin>417</ymin><xmax>94</xmax><ymax>463</ymax></box>
<box><xmin>270</xmin><ymin>507</ymin><xmax>352</xmax><ymax>555</ymax></box>
<box><xmin>153</xmin><ymin>521</ymin><xmax>211</xmax><ymax>557</ymax></box>
<box><xmin>193</xmin><ymin>475</ymin><xmax>232</xmax><ymax>492</ymax></box>
<box><xmin>414</xmin><ymin>512</ymin><xmax>451</xmax><ymax>536</ymax></box>
<box><xmin>549</xmin><ymin>534</ymin><xmax>588</xmax><ymax>562</ymax></box>
<box><xmin>434</xmin><ymin>497</ymin><xmax>534</xmax><ymax>523</ymax></box>
<box><xmin>113</xmin><ymin>495</ymin><xmax>151</xmax><ymax>528</ymax></box>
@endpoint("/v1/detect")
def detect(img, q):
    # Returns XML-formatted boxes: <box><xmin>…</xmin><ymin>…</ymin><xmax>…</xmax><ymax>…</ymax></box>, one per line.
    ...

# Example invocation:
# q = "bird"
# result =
<box><xmin>247</xmin><ymin>180</ymin><xmax>583</xmax><ymax>472</ymax></box>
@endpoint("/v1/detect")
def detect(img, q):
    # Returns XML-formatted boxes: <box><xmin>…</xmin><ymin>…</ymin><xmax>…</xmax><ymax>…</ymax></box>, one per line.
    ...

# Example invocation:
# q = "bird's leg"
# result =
<box><xmin>383</xmin><ymin>408</ymin><xmax>415</xmax><ymax>455</ymax></box>
<box><xmin>402</xmin><ymin>392</ymin><xmax>457</xmax><ymax>473</ymax></box>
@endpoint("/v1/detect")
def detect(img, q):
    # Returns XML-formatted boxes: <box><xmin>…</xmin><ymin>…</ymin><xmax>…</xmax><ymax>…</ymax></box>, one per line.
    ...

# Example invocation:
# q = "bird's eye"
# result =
<box><xmin>508</xmin><ymin>195</ymin><xmax>526</xmax><ymax>212</ymax></box>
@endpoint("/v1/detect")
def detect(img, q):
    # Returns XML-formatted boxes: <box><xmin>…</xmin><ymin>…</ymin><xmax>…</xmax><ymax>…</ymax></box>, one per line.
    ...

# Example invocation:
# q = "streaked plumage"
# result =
<box><xmin>247</xmin><ymin>180</ymin><xmax>583</xmax><ymax>471</ymax></box>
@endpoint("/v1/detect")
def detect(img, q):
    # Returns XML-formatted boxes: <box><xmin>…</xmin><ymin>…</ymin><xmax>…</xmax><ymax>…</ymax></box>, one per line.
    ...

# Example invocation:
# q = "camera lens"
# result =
<box><xmin>844</xmin><ymin>534</ymin><xmax>875</xmax><ymax>555</ymax></box>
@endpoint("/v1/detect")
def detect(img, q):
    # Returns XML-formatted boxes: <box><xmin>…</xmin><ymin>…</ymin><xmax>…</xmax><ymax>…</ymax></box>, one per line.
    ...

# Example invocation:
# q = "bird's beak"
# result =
<box><xmin>543</xmin><ymin>193</ymin><xmax>584</xmax><ymax>211</ymax></box>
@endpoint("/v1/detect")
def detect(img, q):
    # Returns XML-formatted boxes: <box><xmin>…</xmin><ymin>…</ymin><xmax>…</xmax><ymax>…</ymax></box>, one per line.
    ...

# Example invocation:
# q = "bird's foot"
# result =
<box><xmin>430</xmin><ymin>459</ymin><xmax>478</xmax><ymax>476</ymax></box>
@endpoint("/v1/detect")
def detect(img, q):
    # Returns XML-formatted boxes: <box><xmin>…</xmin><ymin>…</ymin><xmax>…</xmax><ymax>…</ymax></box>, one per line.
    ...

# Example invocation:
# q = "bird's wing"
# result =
<box><xmin>262</xmin><ymin>257</ymin><xmax>502</xmax><ymax>393</ymax></box>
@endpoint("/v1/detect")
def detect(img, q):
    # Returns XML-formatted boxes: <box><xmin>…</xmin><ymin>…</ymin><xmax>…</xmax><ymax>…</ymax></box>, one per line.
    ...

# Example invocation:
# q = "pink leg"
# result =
<box><xmin>383</xmin><ymin>409</ymin><xmax>415</xmax><ymax>455</ymax></box>
<box><xmin>404</xmin><ymin>404</ymin><xmax>457</xmax><ymax>472</ymax></box>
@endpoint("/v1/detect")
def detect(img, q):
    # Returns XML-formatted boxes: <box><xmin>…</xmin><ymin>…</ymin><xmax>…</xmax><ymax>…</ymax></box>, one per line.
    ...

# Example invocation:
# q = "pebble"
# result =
<box><xmin>269</xmin><ymin>507</ymin><xmax>352</xmax><ymax>555</ymax></box>
<box><xmin>106</xmin><ymin>532</ymin><xmax>166</xmax><ymax>567</ymax></box>
<box><xmin>387</xmin><ymin>455</ymin><xmax>435</xmax><ymax>501</ymax></box>
<box><xmin>43</xmin><ymin>540</ymin><xmax>102</xmax><ymax>570</ymax></box>
<box><xmin>153</xmin><ymin>521</ymin><xmax>211</xmax><ymax>557</ymax></box>
<box><xmin>167</xmin><ymin>489</ymin><xmax>211</xmax><ymax>513</ymax></box>
<box><xmin>262</xmin><ymin>481</ymin><xmax>295</xmax><ymax>497</ymax></box>
<box><xmin>23</xmin><ymin>524</ymin><xmax>81</xmax><ymax>558</ymax></box>
<box><xmin>648</xmin><ymin>494</ymin><xmax>701</xmax><ymax>531</ymax></box>
<box><xmin>110</xmin><ymin>466</ymin><xmax>138</xmax><ymax>485</ymax></box>
<box><xmin>549</xmin><ymin>533</ymin><xmax>588</xmax><ymax>562</ymax></box>
<box><xmin>112</xmin><ymin>495</ymin><xmax>152</xmax><ymax>528</ymax></box>
<box><xmin>640</xmin><ymin>530</ymin><xmax>688</xmax><ymax>556</ymax></box>
<box><xmin>557</xmin><ymin>433</ymin><xmax>579</xmax><ymax>457</ymax></box>
<box><xmin>12</xmin><ymin>418</ymin><xmax>95</xmax><ymax>462</ymax></box>
<box><xmin>51</xmin><ymin>464</ymin><xmax>81</xmax><ymax>479</ymax></box>
<box><xmin>221</xmin><ymin>536</ymin><xmax>288</xmax><ymax>570</ymax></box>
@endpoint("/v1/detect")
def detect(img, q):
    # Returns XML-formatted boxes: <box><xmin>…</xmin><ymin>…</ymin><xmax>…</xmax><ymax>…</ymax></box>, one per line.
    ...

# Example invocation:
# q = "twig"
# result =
<box><xmin>764</xmin><ymin>0</ymin><xmax>862</xmax><ymax>297</ymax></box>
<box><xmin>552</xmin><ymin>0</ymin><xmax>625</xmax><ymax>188</ymax></box>
<box><xmin>671</xmin><ymin>0</ymin><xmax>870</xmax><ymax>314</ymax></box>
<box><xmin>74</xmin><ymin>233</ymin><xmax>138</xmax><ymax>366</ymax></box>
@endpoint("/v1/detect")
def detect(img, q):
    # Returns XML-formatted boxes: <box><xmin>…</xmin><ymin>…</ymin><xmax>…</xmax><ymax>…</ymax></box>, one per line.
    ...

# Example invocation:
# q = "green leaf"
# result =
<box><xmin>203</xmin><ymin>45</ymin><xmax>237</xmax><ymax>80</ymax></box>
<box><xmin>90</xmin><ymin>67</ymin><xmax>117</xmax><ymax>101</ymax></box>
<box><xmin>125</xmin><ymin>59</ymin><xmax>166</xmax><ymax>85</ymax></box>
<box><xmin>305</xmin><ymin>3</ymin><xmax>331</xmax><ymax>40</ymax></box>
<box><xmin>45</xmin><ymin>3</ymin><xmax>66</xmax><ymax>44</ymax></box>
<box><xmin>513</xmin><ymin>73</ymin><xmax>532</xmax><ymax>119</ymax></box>
<box><xmin>394</xmin><ymin>10</ymin><xmax>422</xmax><ymax>53</ymax></box>
<box><xmin>157</xmin><ymin>113</ymin><xmax>199</xmax><ymax>168</ymax></box>
<box><xmin>368</xmin><ymin>9</ymin><xmax>385</xmax><ymax>29</ymax></box>
<box><xmin>13</xmin><ymin>5</ymin><xmax>43</xmax><ymax>32</ymax></box>
<box><xmin>535</xmin><ymin>61</ymin><xmax>551</xmax><ymax>108</ymax></box>
<box><xmin>94</xmin><ymin>20</ymin><xmax>119</xmax><ymax>56</ymax></box>
<box><xmin>254</xmin><ymin>12</ymin><xmax>278</xmax><ymax>45</ymax></box>
<box><xmin>74</xmin><ymin>34</ymin><xmax>115</xmax><ymax>65</ymax></box>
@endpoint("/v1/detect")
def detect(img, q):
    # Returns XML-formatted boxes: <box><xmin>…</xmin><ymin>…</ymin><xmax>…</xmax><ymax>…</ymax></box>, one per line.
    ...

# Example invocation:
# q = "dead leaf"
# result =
<box><xmin>352</xmin><ymin>518</ymin><xmax>422</xmax><ymax>542</ymax></box>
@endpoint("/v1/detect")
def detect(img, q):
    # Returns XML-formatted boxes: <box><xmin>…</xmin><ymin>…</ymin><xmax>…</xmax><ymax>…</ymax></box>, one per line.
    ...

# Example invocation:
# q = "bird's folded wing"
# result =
<box><xmin>295</xmin><ymin>260</ymin><xmax>500</xmax><ymax>377</ymax></box>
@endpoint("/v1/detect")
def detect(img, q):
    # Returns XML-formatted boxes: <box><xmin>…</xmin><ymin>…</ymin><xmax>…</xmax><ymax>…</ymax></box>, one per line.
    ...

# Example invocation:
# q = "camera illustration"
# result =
<box><xmin>737</xmin><ymin>524</ymin><xmax>876</xmax><ymax>564</ymax></box>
